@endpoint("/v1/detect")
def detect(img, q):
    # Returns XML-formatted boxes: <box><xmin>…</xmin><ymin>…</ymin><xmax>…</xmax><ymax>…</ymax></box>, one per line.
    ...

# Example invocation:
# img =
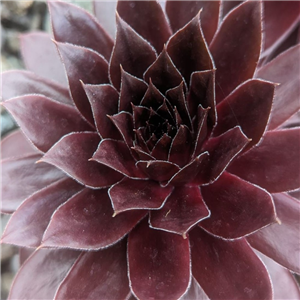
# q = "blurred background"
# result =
<box><xmin>1</xmin><ymin>2</ymin><xmax>92</xmax><ymax>298</ymax></box>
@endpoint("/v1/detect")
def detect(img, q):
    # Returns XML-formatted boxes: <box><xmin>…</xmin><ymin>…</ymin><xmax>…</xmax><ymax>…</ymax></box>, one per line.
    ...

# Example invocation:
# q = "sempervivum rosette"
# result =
<box><xmin>1</xmin><ymin>1</ymin><xmax>300</xmax><ymax>299</ymax></box>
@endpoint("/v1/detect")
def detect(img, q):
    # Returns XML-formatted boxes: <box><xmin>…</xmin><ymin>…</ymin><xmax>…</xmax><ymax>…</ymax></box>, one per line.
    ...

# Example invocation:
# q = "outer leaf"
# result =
<box><xmin>3</xmin><ymin>95</ymin><xmax>92</xmax><ymax>152</ymax></box>
<box><xmin>257</xmin><ymin>252</ymin><xmax>300</xmax><ymax>299</ymax></box>
<box><xmin>56</xmin><ymin>42</ymin><xmax>109</xmax><ymax>125</ymax></box>
<box><xmin>92</xmin><ymin>139</ymin><xmax>146</xmax><ymax>178</ymax></box>
<box><xmin>181</xmin><ymin>277</ymin><xmax>209</xmax><ymax>300</ymax></box>
<box><xmin>200</xmin><ymin>172</ymin><xmax>277</xmax><ymax>239</ymax></box>
<box><xmin>247</xmin><ymin>193</ymin><xmax>300</xmax><ymax>274</ymax></box>
<box><xmin>55</xmin><ymin>239</ymin><xmax>130</xmax><ymax>300</ymax></box>
<box><xmin>1</xmin><ymin>70</ymin><xmax>72</xmax><ymax>105</ymax></box>
<box><xmin>221</xmin><ymin>1</ymin><xmax>242</xmax><ymax>18</ymax></box>
<box><xmin>128</xmin><ymin>219</ymin><xmax>190</xmax><ymax>300</ymax></box>
<box><xmin>109</xmin><ymin>178</ymin><xmax>173</xmax><ymax>213</ymax></box>
<box><xmin>117</xmin><ymin>1</ymin><xmax>172</xmax><ymax>52</ymax></box>
<box><xmin>1</xmin><ymin>154</ymin><xmax>64</xmax><ymax>213</ymax></box>
<box><xmin>8</xmin><ymin>248</ymin><xmax>79</xmax><ymax>300</ymax></box>
<box><xmin>2</xmin><ymin>178</ymin><xmax>82</xmax><ymax>248</ymax></box>
<box><xmin>1</xmin><ymin>129</ymin><xmax>38</xmax><ymax>160</ymax></box>
<box><xmin>42</xmin><ymin>188</ymin><xmax>146</xmax><ymax>250</ymax></box>
<box><xmin>190</xmin><ymin>227</ymin><xmax>273</xmax><ymax>300</ymax></box>
<box><xmin>49</xmin><ymin>1</ymin><xmax>113</xmax><ymax>61</ymax></box>
<box><xmin>150</xmin><ymin>186</ymin><xmax>210</xmax><ymax>237</ymax></box>
<box><xmin>228</xmin><ymin>128</ymin><xmax>300</xmax><ymax>193</ymax></box>
<box><xmin>83</xmin><ymin>83</ymin><xmax>120</xmax><ymax>139</ymax></box>
<box><xmin>20</xmin><ymin>32</ymin><xmax>67</xmax><ymax>86</ymax></box>
<box><xmin>109</xmin><ymin>14</ymin><xmax>157</xmax><ymax>90</ymax></box>
<box><xmin>93</xmin><ymin>1</ymin><xmax>117</xmax><ymax>38</ymax></box>
<box><xmin>210</xmin><ymin>1</ymin><xmax>262</xmax><ymax>103</ymax></box>
<box><xmin>166</xmin><ymin>1</ymin><xmax>220</xmax><ymax>44</ymax></box>
<box><xmin>41</xmin><ymin>132</ymin><xmax>122</xmax><ymax>188</ymax></box>
<box><xmin>19</xmin><ymin>248</ymin><xmax>34</xmax><ymax>266</ymax></box>
<box><xmin>256</xmin><ymin>45</ymin><xmax>300</xmax><ymax>129</ymax></box>
<box><xmin>214</xmin><ymin>79</ymin><xmax>275</xmax><ymax>149</ymax></box>
<box><xmin>167</xmin><ymin>12</ymin><xmax>213</xmax><ymax>84</ymax></box>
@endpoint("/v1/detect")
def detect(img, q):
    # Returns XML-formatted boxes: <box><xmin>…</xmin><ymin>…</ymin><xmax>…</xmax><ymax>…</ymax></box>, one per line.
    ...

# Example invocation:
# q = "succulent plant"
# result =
<box><xmin>1</xmin><ymin>1</ymin><xmax>300</xmax><ymax>299</ymax></box>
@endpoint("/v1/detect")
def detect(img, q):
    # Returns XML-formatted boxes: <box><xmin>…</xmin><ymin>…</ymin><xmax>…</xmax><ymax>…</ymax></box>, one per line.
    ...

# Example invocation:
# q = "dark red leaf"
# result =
<box><xmin>256</xmin><ymin>45</ymin><xmax>300</xmax><ymax>129</ymax></box>
<box><xmin>109</xmin><ymin>177</ymin><xmax>173</xmax><ymax>213</ymax></box>
<box><xmin>49</xmin><ymin>1</ymin><xmax>113</xmax><ymax>61</ymax></box>
<box><xmin>228</xmin><ymin>128</ymin><xmax>300</xmax><ymax>193</ymax></box>
<box><xmin>83</xmin><ymin>83</ymin><xmax>120</xmax><ymax>139</ymax></box>
<box><xmin>181</xmin><ymin>277</ymin><xmax>209</xmax><ymax>300</ymax></box>
<box><xmin>41</xmin><ymin>132</ymin><xmax>122</xmax><ymax>188</ymax></box>
<box><xmin>42</xmin><ymin>188</ymin><xmax>146</xmax><ymax>250</ymax></box>
<box><xmin>247</xmin><ymin>193</ymin><xmax>300</xmax><ymax>273</ymax></box>
<box><xmin>200</xmin><ymin>172</ymin><xmax>277</xmax><ymax>239</ymax></box>
<box><xmin>1</xmin><ymin>70</ymin><xmax>72</xmax><ymax>105</ymax></box>
<box><xmin>3</xmin><ymin>95</ymin><xmax>92</xmax><ymax>152</ymax></box>
<box><xmin>166</xmin><ymin>1</ymin><xmax>220</xmax><ymax>45</ymax></box>
<box><xmin>210</xmin><ymin>1</ymin><xmax>262</xmax><ymax>103</ymax></box>
<box><xmin>151</xmin><ymin>134</ymin><xmax>172</xmax><ymax>161</ymax></box>
<box><xmin>214</xmin><ymin>79</ymin><xmax>275</xmax><ymax>149</ymax></box>
<box><xmin>20</xmin><ymin>32</ymin><xmax>67</xmax><ymax>86</ymax></box>
<box><xmin>8</xmin><ymin>248</ymin><xmax>79</xmax><ymax>300</ymax></box>
<box><xmin>144</xmin><ymin>48</ymin><xmax>184</xmax><ymax>94</ymax></box>
<box><xmin>190</xmin><ymin>227</ymin><xmax>273</xmax><ymax>300</ymax></box>
<box><xmin>140</xmin><ymin>80</ymin><xmax>165</xmax><ymax>109</ymax></box>
<box><xmin>56</xmin><ymin>42</ymin><xmax>109</xmax><ymax>125</ymax></box>
<box><xmin>1</xmin><ymin>154</ymin><xmax>65</xmax><ymax>213</ymax></box>
<box><xmin>193</xmin><ymin>106</ymin><xmax>209</xmax><ymax>157</ymax></box>
<box><xmin>150</xmin><ymin>185</ymin><xmax>210</xmax><ymax>237</ymax></box>
<box><xmin>128</xmin><ymin>219</ymin><xmax>190</xmax><ymax>300</ymax></box>
<box><xmin>167</xmin><ymin>12</ymin><xmax>213</xmax><ymax>84</ymax></box>
<box><xmin>92</xmin><ymin>139</ymin><xmax>146</xmax><ymax>178</ymax></box>
<box><xmin>2</xmin><ymin>178</ymin><xmax>82</xmax><ymax>248</ymax></box>
<box><xmin>117</xmin><ymin>1</ymin><xmax>171</xmax><ymax>52</ymax></box>
<box><xmin>55</xmin><ymin>239</ymin><xmax>130</xmax><ymax>300</ymax></box>
<box><xmin>109</xmin><ymin>14</ymin><xmax>157</xmax><ymax>90</ymax></box>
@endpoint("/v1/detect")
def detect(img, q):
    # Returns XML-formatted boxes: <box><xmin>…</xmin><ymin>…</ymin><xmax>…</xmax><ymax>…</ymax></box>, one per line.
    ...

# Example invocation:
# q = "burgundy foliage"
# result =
<box><xmin>1</xmin><ymin>1</ymin><xmax>300</xmax><ymax>299</ymax></box>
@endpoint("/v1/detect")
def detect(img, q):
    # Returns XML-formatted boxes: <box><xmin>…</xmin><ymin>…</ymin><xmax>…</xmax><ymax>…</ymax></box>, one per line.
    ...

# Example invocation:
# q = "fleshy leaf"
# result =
<box><xmin>49</xmin><ymin>1</ymin><xmax>113</xmax><ymax>61</ymax></box>
<box><xmin>109</xmin><ymin>14</ymin><xmax>157</xmax><ymax>90</ymax></box>
<box><xmin>228</xmin><ymin>128</ymin><xmax>300</xmax><ymax>193</ymax></box>
<box><xmin>42</xmin><ymin>188</ymin><xmax>146</xmax><ymax>250</ymax></box>
<box><xmin>221</xmin><ymin>1</ymin><xmax>242</xmax><ymax>18</ymax></box>
<box><xmin>181</xmin><ymin>277</ymin><xmax>209</xmax><ymax>300</ymax></box>
<box><xmin>167</xmin><ymin>12</ymin><xmax>213</xmax><ymax>84</ymax></box>
<box><xmin>247</xmin><ymin>193</ymin><xmax>300</xmax><ymax>274</ymax></box>
<box><xmin>187</xmin><ymin>70</ymin><xmax>216</xmax><ymax>127</ymax></box>
<box><xmin>119</xmin><ymin>68</ymin><xmax>148</xmax><ymax>113</ymax></box>
<box><xmin>214</xmin><ymin>79</ymin><xmax>275</xmax><ymax>149</ymax></box>
<box><xmin>83</xmin><ymin>84</ymin><xmax>120</xmax><ymax>139</ymax></box>
<box><xmin>150</xmin><ymin>185</ymin><xmax>210</xmax><ymax>237</ymax></box>
<box><xmin>200</xmin><ymin>172</ymin><xmax>277</xmax><ymax>239</ymax></box>
<box><xmin>3</xmin><ymin>95</ymin><xmax>92</xmax><ymax>152</ymax></box>
<box><xmin>93</xmin><ymin>1</ymin><xmax>117</xmax><ymax>38</ymax></box>
<box><xmin>8</xmin><ymin>248</ymin><xmax>79</xmax><ymax>300</ymax></box>
<box><xmin>166</xmin><ymin>1</ymin><xmax>220</xmax><ymax>45</ymax></box>
<box><xmin>151</xmin><ymin>134</ymin><xmax>172</xmax><ymax>161</ymax></box>
<box><xmin>92</xmin><ymin>139</ymin><xmax>146</xmax><ymax>178</ymax></box>
<box><xmin>41</xmin><ymin>132</ymin><xmax>122</xmax><ymax>188</ymax></box>
<box><xmin>55</xmin><ymin>239</ymin><xmax>130</xmax><ymax>300</ymax></box>
<box><xmin>140</xmin><ymin>81</ymin><xmax>165</xmax><ymax>109</ymax></box>
<box><xmin>193</xmin><ymin>126</ymin><xmax>250</xmax><ymax>184</ymax></box>
<box><xmin>210</xmin><ymin>1</ymin><xmax>262</xmax><ymax>103</ymax></box>
<box><xmin>117</xmin><ymin>1</ymin><xmax>171</xmax><ymax>52</ymax></box>
<box><xmin>193</xmin><ymin>106</ymin><xmax>209</xmax><ymax>157</ymax></box>
<box><xmin>256</xmin><ymin>45</ymin><xmax>300</xmax><ymax>129</ymax></box>
<box><xmin>109</xmin><ymin>178</ymin><xmax>173</xmax><ymax>213</ymax></box>
<box><xmin>1</xmin><ymin>70</ymin><xmax>72</xmax><ymax>105</ymax></box>
<box><xmin>136</xmin><ymin>160</ymin><xmax>180</xmax><ymax>182</ymax></box>
<box><xmin>20</xmin><ymin>32</ymin><xmax>67</xmax><ymax>86</ymax></box>
<box><xmin>2</xmin><ymin>178</ymin><xmax>82</xmax><ymax>248</ymax></box>
<box><xmin>257</xmin><ymin>252</ymin><xmax>300</xmax><ymax>299</ymax></box>
<box><xmin>190</xmin><ymin>227</ymin><xmax>273</xmax><ymax>300</ymax></box>
<box><xmin>128</xmin><ymin>219</ymin><xmax>190</xmax><ymax>300</ymax></box>
<box><xmin>1</xmin><ymin>154</ymin><xmax>65</xmax><ymax>213</ymax></box>
<box><xmin>1</xmin><ymin>129</ymin><xmax>39</xmax><ymax>160</ymax></box>
<box><xmin>56</xmin><ymin>42</ymin><xmax>109</xmax><ymax>125</ymax></box>
<box><xmin>19</xmin><ymin>248</ymin><xmax>34</xmax><ymax>266</ymax></box>
<box><xmin>144</xmin><ymin>47</ymin><xmax>183</xmax><ymax>94</ymax></box>
<box><xmin>262</xmin><ymin>1</ymin><xmax>300</xmax><ymax>55</ymax></box>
